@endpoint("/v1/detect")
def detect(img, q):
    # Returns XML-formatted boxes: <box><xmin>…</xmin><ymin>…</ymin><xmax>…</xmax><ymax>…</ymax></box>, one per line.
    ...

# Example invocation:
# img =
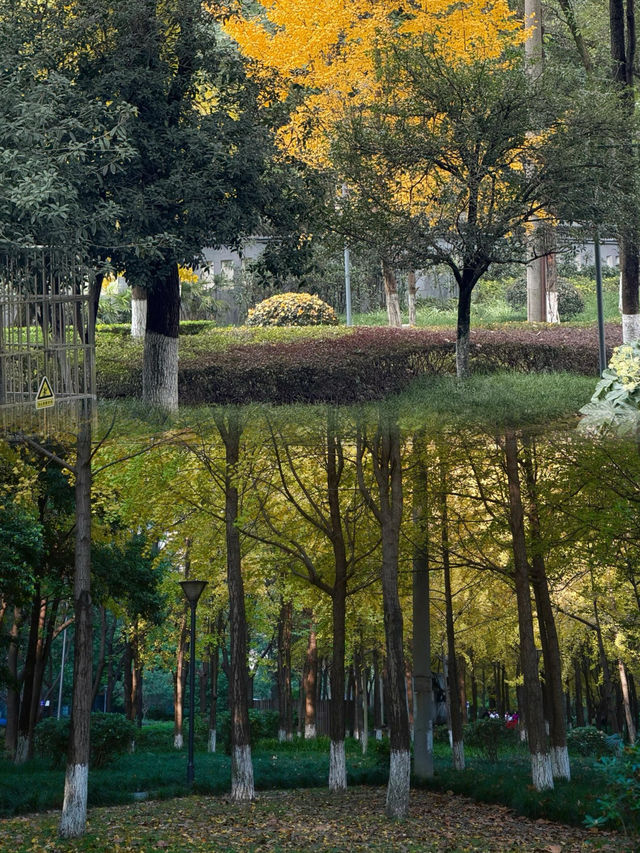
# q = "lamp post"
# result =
<box><xmin>179</xmin><ymin>579</ymin><xmax>208</xmax><ymax>786</ymax></box>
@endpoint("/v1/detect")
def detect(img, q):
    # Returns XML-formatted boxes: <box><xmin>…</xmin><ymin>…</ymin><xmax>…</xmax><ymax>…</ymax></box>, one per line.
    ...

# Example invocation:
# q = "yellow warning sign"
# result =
<box><xmin>35</xmin><ymin>376</ymin><xmax>55</xmax><ymax>410</ymax></box>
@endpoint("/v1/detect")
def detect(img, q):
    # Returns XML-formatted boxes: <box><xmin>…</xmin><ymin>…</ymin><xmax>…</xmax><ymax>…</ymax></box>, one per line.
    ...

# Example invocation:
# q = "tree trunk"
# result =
<box><xmin>277</xmin><ymin>599</ymin><xmax>293</xmax><ymax>742</ymax></box>
<box><xmin>456</xmin><ymin>282</ymin><xmax>473</xmax><ymax>378</ymax></box>
<box><xmin>610</xmin><ymin>0</ymin><xmax>640</xmax><ymax>341</ymax></box>
<box><xmin>407</xmin><ymin>270</ymin><xmax>417</xmax><ymax>327</ymax></box>
<box><xmin>521</xmin><ymin>437</ymin><xmax>570</xmax><ymax>780</ymax></box>
<box><xmin>123</xmin><ymin>640</ymin><xmax>133</xmax><ymax>722</ymax></box>
<box><xmin>216</xmin><ymin>410</ymin><xmax>254</xmax><ymax>800</ymax></box>
<box><xmin>381</xmin><ymin>259</ymin><xmax>402</xmax><ymax>328</ymax></box>
<box><xmin>503</xmin><ymin>430</ymin><xmax>553</xmax><ymax>791</ymax></box>
<box><xmin>412</xmin><ymin>447</ymin><xmax>435</xmax><ymax>780</ymax></box>
<box><xmin>59</xmin><ymin>407</ymin><xmax>93</xmax><ymax>839</ymax></box>
<box><xmin>373</xmin><ymin>649</ymin><xmax>383</xmax><ymax>740</ymax></box>
<box><xmin>302</xmin><ymin>618</ymin><xmax>318</xmax><ymax>739</ymax></box>
<box><xmin>208</xmin><ymin>615</ymin><xmax>222</xmax><ymax>753</ymax></box>
<box><xmin>174</xmin><ymin>610</ymin><xmax>188</xmax><ymax>749</ymax></box>
<box><xmin>574</xmin><ymin>657</ymin><xmax>585</xmax><ymax>727</ymax></box>
<box><xmin>618</xmin><ymin>659</ymin><xmax>636</xmax><ymax>744</ymax></box>
<box><xmin>593</xmin><ymin>595</ymin><xmax>620</xmax><ymax>734</ymax></box>
<box><xmin>329</xmin><ymin>588</ymin><xmax>347</xmax><ymax>791</ymax></box>
<box><xmin>4</xmin><ymin>607</ymin><xmax>23</xmax><ymax>758</ymax></box>
<box><xmin>131</xmin><ymin>285</ymin><xmax>147</xmax><ymax>339</ymax></box>
<box><xmin>15</xmin><ymin>590</ymin><xmax>41</xmax><ymax>764</ymax></box>
<box><xmin>440</xmin><ymin>461</ymin><xmax>465</xmax><ymax>770</ymax></box>
<box><xmin>366</xmin><ymin>413</ymin><xmax>410</xmax><ymax>818</ymax></box>
<box><xmin>143</xmin><ymin>259</ymin><xmax>180</xmax><ymax>413</ymax></box>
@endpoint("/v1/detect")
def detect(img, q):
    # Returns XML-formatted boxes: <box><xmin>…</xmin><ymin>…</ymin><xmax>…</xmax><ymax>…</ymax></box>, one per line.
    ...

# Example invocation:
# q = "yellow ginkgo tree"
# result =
<box><xmin>222</xmin><ymin>1</ymin><xmax>622</xmax><ymax>376</ymax></box>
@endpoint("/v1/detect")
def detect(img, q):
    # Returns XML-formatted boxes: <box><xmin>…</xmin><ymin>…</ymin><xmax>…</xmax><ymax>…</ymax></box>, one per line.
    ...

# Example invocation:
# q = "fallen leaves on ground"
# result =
<box><xmin>0</xmin><ymin>787</ymin><xmax>634</xmax><ymax>853</ymax></box>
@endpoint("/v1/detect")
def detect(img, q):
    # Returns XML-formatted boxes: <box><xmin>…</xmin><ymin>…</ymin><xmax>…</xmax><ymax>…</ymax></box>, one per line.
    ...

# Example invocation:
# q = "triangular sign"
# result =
<box><xmin>36</xmin><ymin>376</ymin><xmax>55</xmax><ymax>409</ymax></box>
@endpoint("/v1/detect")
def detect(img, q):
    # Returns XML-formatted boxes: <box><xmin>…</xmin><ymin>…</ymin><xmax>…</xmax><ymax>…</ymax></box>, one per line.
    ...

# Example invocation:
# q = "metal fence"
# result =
<box><xmin>0</xmin><ymin>249</ymin><xmax>96</xmax><ymax>432</ymax></box>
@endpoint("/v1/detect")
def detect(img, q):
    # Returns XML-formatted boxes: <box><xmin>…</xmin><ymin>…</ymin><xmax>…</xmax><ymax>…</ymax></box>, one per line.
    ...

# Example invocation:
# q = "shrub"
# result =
<box><xmin>216</xmin><ymin>709</ymin><xmax>280</xmax><ymax>751</ymax></box>
<box><xmin>566</xmin><ymin>725</ymin><xmax>613</xmax><ymax>757</ymax></box>
<box><xmin>505</xmin><ymin>278</ymin><xmax>584</xmax><ymax>320</ymax></box>
<box><xmin>34</xmin><ymin>713</ymin><xmax>136</xmax><ymax>768</ymax></box>
<box><xmin>585</xmin><ymin>742</ymin><xmax>640</xmax><ymax>833</ymax></box>
<box><xmin>464</xmin><ymin>718</ymin><xmax>515</xmax><ymax>762</ymax></box>
<box><xmin>247</xmin><ymin>292</ymin><xmax>339</xmax><ymax>327</ymax></box>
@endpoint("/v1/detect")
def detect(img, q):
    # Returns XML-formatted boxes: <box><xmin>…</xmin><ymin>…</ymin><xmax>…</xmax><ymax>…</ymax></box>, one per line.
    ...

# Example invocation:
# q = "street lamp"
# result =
<box><xmin>179</xmin><ymin>579</ymin><xmax>208</xmax><ymax>786</ymax></box>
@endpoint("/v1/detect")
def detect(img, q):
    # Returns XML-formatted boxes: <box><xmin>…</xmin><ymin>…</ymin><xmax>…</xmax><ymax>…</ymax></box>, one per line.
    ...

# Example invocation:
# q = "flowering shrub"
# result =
<box><xmin>247</xmin><ymin>292</ymin><xmax>339</xmax><ymax>327</ymax></box>
<box><xmin>579</xmin><ymin>341</ymin><xmax>640</xmax><ymax>436</ymax></box>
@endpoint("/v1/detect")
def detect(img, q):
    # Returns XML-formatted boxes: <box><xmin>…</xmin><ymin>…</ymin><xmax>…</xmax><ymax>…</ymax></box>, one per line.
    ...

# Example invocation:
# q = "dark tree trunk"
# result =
<box><xmin>456</xmin><ymin>281</ymin><xmax>474</xmax><ymax>378</ymax></box>
<box><xmin>503</xmin><ymin>430</ymin><xmax>553</xmax><ymax>791</ymax></box>
<box><xmin>574</xmin><ymin>657</ymin><xmax>585</xmax><ymax>727</ymax></box>
<box><xmin>123</xmin><ymin>640</ymin><xmax>133</xmax><ymax>722</ymax></box>
<box><xmin>411</xmin><ymin>445</ymin><xmax>434</xmax><ymax>779</ymax></box>
<box><xmin>440</xmin><ymin>459</ymin><xmax>465</xmax><ymax>770</ymax></box>
<box><xmin>207</xmin><ymin>613</ymin><xmax>221</xmax><ymax>752</ymax></box>
<box><xmin>15</xmin><ymin>590</ymin><xmax>41</xmax><ymax>763</ymax></box>
<box><xmin>59</xmin><ymin>408</ymin><xmax>93</xmax><ymax>838</ymax></box>
<box><xmin>521</xmin><ymin>437</ymin><xmax>570</xmax><ymax>780</ymax></box>
<box><xmin>4</xmin><ymin>607</ymin><xmax>24</xmax><ymax>758</ymax></box>
<box><xmin>610</xmin><ymin>0</ymin><xmax>640</xmax><ymax>342</ymax></box>
<box><xmin>361</xmin><ymin>412</ymin><xmax>410</xmax><ymax>818</ymax></box>
<box><xmin>470</xmin><ymin>653</ymin><xmax>478</xmax><ymax>722</ymax></box>
<box><xmin>91</xmin><ymin>606</ymin><xmax>108</xmax><ymax>706</ymax></box>
<box><xmin>593</xmin><ymin>596</ymin><xmax>620</xmax><ymax>733</ymax></box>
<box><xmin>277</xmin><ymin>599</ymin><xmax>293</xmax><ymax>742</ymax></box>
<box><xmin>215</xmin><ymin>409</ymin><xmax>253</xmax><ymax>800</ymax></box>
<box><xmin>373</xmin><ymin>649</ymin><xmax>383</xmax><ymax>739</ymax></box>
<box><xmin>143</xmin><ymin>258</ymin><xmax>180</xmax><ymax>412</ymax></box>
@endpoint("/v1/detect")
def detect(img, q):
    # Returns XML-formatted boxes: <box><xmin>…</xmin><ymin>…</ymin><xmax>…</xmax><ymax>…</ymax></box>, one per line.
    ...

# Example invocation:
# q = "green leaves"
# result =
<box><xmin>579</xmin><ymin>343</ymin><xmax>640</xmax><ymax>436</ymax></box>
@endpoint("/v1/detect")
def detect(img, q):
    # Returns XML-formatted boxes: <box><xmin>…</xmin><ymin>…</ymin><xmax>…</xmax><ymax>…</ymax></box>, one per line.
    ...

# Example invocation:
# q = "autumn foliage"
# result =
<box><xmin>220</xmin><ymin>0</ymin><xmax>522</xmax><ymax>167</ymax></box>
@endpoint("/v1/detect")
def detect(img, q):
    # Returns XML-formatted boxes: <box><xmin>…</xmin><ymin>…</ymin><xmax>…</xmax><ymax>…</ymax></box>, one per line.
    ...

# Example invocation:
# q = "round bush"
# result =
<box><xmin>566</xmin><ymin>725</ymin><xmax>614</xmax><ymax>757</ymax></box>
<box><xmin>505</xmin><ymin>278</ymin><xmax>584</xmax><ymax>320</ymax></box>
<box><xmin>35</xmin><ymin>712</ymin><xmax>136</xmax><ymax>768</ymax></box>
<box><xmin>247</xmin><ymin>292</ymin><xmax>339</xmax><ymax>327</ymax></box>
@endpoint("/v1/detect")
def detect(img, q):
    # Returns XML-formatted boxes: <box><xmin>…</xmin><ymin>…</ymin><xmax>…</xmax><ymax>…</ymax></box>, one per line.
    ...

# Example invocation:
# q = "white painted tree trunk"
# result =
<box><xmin>304</xmin><ymin>723</ymin><xmax>316</xmax><ymax>739</ymax></box>
<box><xmin>546</xmin><ymin>290</ymin><xmax>559</xmax><ymax>324</ymax></box>
<box><xmin>375</xmin><ymin>728</ymin><xmax>383</xmax><ymax>741</ymax></box>
<box><xmin>452</xmin><ymin>740</ymin><xmax>465</xmax><ymax>771</ymax></box>
<box><xmin>59</xmin><ymin>764</ymin><xmax>89</xmax><ymax>839</ymax></box>
<box><xmin>385</xmin><ymin>749</ymin><xmax>411</xmax><ymax>819</ymax></box>
<box><xmin>530</xmin><ymin>751</ymin><xmax>554</xmax><ymax>791</ymax></box>
<box><xmin>231</xmin><ymin>744</ymin><xmax>254</xmax><ymax>801</ymax></box>
<box><xmin>208</xmin><ymin>729</ymin><xmax>216</xmax><ymax>753</ymax></box>
<box><xmin>174</xmin><ymin>733</ymin><xmax>183</xmax><ymax>749</ymax></box>
<box><xmin>278</xmin><ymin>728</ymin><xmax>287</xmax><ymax>743</ymax></box>
<box><xmin>131</xmin><ymin>297</ymin><xmax>147</xmax><ymax>339</ymax></box>
<box><xmin>622</xmin><ymin>313</ymin><xmax>640</xmax><ymax>343</ymax></box>
<box><xmin>142</xmin><ymin>332</ymin><xmax>178</xmax><ymax>414</ymax></box>
<box><xmin>329</xmin><ymin>739</ymin><xmax>347</xmax><ymax>791</ymax></box>
<box><xmin>550</xmin><ymin>745</ymin><xmax>571</xmax><ymax>781</ymax></box>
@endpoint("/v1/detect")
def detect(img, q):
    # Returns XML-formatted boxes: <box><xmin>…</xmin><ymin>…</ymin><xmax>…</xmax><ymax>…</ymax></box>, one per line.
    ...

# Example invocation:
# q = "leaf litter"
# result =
<box><xmin>0</xmin><ymin>787</ymin><xmax>634</xmax><ymax>853</ymax></box>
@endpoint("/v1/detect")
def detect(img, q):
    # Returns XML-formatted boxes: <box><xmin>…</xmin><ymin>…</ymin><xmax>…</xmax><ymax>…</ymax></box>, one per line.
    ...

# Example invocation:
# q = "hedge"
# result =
<box><xmin>97</xmin><ymin>325</ymin><xmax>623</xmax><ymax>405</ymax></box>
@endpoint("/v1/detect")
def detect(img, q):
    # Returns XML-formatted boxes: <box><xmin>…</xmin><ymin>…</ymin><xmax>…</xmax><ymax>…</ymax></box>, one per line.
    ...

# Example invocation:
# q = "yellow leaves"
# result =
<box><xmin>220</xmin><ymin>0</ymin><xmax>523</xmax><ymax>169</ymax></box>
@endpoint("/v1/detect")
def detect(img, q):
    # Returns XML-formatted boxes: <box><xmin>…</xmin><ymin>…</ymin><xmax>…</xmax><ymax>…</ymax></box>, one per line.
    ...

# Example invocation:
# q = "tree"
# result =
<box><xmin>356</xmin><ymin>409</ymin><xmax>411</xmax><ymax>818</ymax></box>
<box><xmin>331</xmin><ymin>40</ymin><xmax>623</xmax><ymax>376</ymax></box>
<box><xmin>66</xmin><ymin>0</ymin><xmax>282</xmax><ymax>411</ymax></box>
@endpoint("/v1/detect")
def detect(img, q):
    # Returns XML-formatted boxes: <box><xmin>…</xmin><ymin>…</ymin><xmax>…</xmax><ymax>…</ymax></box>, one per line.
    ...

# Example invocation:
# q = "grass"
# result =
<box><xmin>0</xmin><ymin>736</ymin><xmax>632</xmax><ymax>835</ymax></box>
<box><xmin>0</xmin><ymin>737</ymin><xmax>387</xmax><ymax>818</ymax></box>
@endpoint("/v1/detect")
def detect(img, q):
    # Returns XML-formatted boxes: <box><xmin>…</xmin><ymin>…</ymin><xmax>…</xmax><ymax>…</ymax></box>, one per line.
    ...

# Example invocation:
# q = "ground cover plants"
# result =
<box><xmin>0</xmin><ymin>727</ymin><xmax>634</xmax><ymax>836</ymax></box>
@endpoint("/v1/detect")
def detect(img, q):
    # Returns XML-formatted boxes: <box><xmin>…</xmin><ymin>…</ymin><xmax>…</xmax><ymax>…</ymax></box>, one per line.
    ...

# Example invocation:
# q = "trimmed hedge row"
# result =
<box><xmin>97</xmin><ymin>325</ymin><xmax>623</xmax><ymax>405</ymax></box>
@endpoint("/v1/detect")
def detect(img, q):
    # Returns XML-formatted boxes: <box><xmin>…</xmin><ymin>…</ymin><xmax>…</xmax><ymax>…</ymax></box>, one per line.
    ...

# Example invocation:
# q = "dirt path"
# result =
<box><xmin>0</xmin><ymin>787</ymin><xmax>634</xmax><ymax>852</ymax></box>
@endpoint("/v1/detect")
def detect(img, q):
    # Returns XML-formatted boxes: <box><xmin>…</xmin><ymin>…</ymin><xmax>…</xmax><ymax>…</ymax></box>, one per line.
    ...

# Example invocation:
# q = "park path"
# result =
<box><xmin>0</xmin><ymin>786</ymin><xmax>634</xmax><ymax>852</ymax></box>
